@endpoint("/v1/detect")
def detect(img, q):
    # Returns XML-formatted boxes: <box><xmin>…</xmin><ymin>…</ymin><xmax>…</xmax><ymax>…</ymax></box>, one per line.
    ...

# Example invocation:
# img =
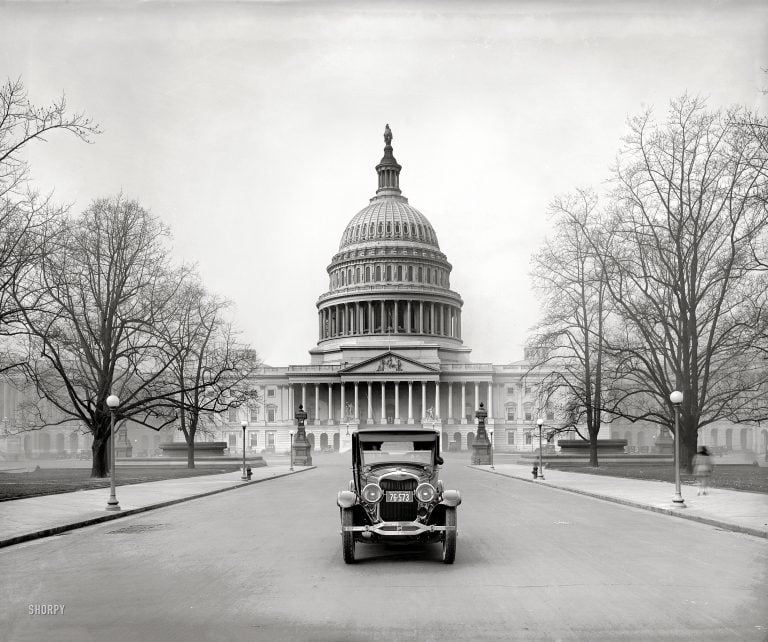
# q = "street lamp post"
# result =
<box><xmin>488</xmin><ymin>426</ymin><xmax>494</xmax><ymax>470</ymax></box>
<box><xmin>106</xmin><ymin>394</ymin><xmax>121</xmax><ymax>511</ymax></box>
<box><xmin>536</xmin><ymin>418</ymin><xmax>546</xmax><ymax>480</ymax></box>
<box><xmin>241</xmin><ymin>420</ymin><xmax>248</xmax><ymax>480</ymax></box>
<box><xmin>669</xmin><ymin>391</ymin><xmax>685</xmax><ymax>506</ymax></box>
<box><xmin>290</xmin><ymin>431</ymin><xmax>294</xmax><ymax>471</ymax></box>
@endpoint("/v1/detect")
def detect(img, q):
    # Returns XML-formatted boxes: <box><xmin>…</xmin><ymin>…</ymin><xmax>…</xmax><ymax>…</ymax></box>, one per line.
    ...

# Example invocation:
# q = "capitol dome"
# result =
<box><xmin>311</xmin><ymin>125</ymin><xmax>468</xmax><ymax>365</ymax></box>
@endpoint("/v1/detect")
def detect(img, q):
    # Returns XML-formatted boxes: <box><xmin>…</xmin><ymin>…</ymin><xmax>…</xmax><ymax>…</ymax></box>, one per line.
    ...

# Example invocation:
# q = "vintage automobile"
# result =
<box><xmin>336</xmin><ymin>428</ymin><xmax>461</xmax><ymax>564</ymax></box>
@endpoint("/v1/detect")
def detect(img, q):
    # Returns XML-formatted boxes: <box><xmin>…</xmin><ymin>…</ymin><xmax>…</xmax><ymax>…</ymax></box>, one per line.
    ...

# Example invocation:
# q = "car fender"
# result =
<box><xmin>337</xmin><ymin>490</ymin><xmax>357</xmax><ymax>508</ymax></box>
<box><xmin>441</xmin><ymin>489</ymin><xmax>462</xmax><ymax>507</ymax></box>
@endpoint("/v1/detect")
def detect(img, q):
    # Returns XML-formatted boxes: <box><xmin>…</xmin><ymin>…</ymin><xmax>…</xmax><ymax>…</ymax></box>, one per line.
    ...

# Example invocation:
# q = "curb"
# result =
<box><xmin>0</xmin><ymin>466</ymin><xmax>316</xmax><ymax>549</ymax></box>
<box><xmin>469</xmin><ymin>465</ymin><xmax>768</xmax><ymax>540</ymax></box>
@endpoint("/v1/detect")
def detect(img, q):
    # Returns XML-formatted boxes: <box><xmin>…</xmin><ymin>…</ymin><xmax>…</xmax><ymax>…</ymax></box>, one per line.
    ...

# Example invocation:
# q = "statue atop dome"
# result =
<box><xmin>384</xmin><ymin>124</ymin><xmax>392</xmax><ymax>146</ymax></box>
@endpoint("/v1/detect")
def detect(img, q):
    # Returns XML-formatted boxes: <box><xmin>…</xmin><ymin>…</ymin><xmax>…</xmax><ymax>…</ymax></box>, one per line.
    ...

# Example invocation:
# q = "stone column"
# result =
<box><xmin>301</xmin><ymin>384</ymin><xmax>307</xmax><ymax>412</ymax></box>
<box><xmin>314</xmin><ymin>383</ymin><xmax>320</xmax><ymax>425</ymax></box>
<box><xmin>380</xmin><ymin>300</ymin><xmax>385</xmax><ymax>332</ymax></box>
<box><xmin>380</xmin><ymin>381</ymin><xmax>386</xmax><ymax>423</ymax></box>
<box><xmin>435</xmin><ymin>382</ymin><xmax>441</xmax><ymax>419</ymax></box>
<box><xmin>406</xmin><ymin>301</ymin><xmax>411</xmax><ymax>333</ymax></box>
<box><xmin>354</xmin><ymin>382</ymin><xmax>359</xmax><ymax>420</ymax></box>
<box><xmin>488</xmin><ymin>382</ymin><xmax>493</xmax><ymax>424</ymax></box>
<box><xmin>430</xmin><ymin>303</ymin><xmax>435</xmax><ymax>334</ymax></box>
<box><xmin>408</xmin><ymin>381</ymin><xmax>414</xmax><ymax>424</ymax></box>
<box><xmin>328</xmin><ymin>383</ymin><xmax>334</xmax><ymax>425</ymax></box>
<box><xmin>367</xmin><ymin>382</ymin><xmax>373</xmax><ymax>424</ymax></box>
<box><xmin>461</xmin><ymin>383</ymin><xmax>467</xmax><ymax>425</ymax></box>
<box><xmin>474</xmin><ymin>382</ymin><xmax>480</xmax><ymax>415</ymax></box>
<box><xmin>448</xmin><ymin>383</ymin><xmax>453</xmax><ymax>421</ymax></box>
<box><xmin>419</xmin><ymin>302</ymin><xmax>424</xmax><ymax>333</ymax></box>
<box><xmin>288</xmin><ymin>385</ymin><xmax>294</xmax><ymax>421</ymax></box>
<box><xmin>394</xmin><ymin>382</ymin><xmax>400</xmax><ymax>424</ymax></box>
<box><xmin>421</xmin><ymin>381</ymin><xmax>427</xmax><ymax>421</ymax></box>
<box><xmin>368</xmin><ymin>301</ymin><xmax>373</xmax><ymax>334</ymax></box>
<box><xmin>340</xmin><ymin>383</ymin><xmax>346</xmax><ymax>421</ymax></box>
<box><xmin>394</xmin><ymin>300</ymin><xmax>399</xmax><ymax>332</ymax></box>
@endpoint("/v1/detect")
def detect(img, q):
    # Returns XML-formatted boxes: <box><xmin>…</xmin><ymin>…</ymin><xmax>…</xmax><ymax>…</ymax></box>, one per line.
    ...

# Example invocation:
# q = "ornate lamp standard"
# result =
<box><xmin>536</xmin><ymin>418</ymin><xmax>546</xmax><ymax>480</ymax></box>
<box><xmin>293</xmin><ymin>404</ymin><xmax>312</xmax><ymax>466</ymax></box>
<box><xmin>105</xmin><ymin>394</ymin><xmax>121</xmax><ymax>511</ymax></box>
<box><xmin>240</xmin><ymin>420</ymin><xmax>248</xmax><ymax>480</ymax></box>
<box><xmin>669</xmin><ymin>391</ymin><xmax>686</xmax><ymax>506</ymax></box>
<box><xmin>471</xmin><ymin>402</ymin><xmax>492</xmax><ymax>465</ymax></box>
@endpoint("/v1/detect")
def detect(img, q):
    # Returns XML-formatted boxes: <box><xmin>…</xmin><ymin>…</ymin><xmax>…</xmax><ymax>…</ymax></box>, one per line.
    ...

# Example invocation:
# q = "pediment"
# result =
<box><xmin>339</xmin><ymin>351</ymin><xmax>439</xmax><ymax>375</ymax></box>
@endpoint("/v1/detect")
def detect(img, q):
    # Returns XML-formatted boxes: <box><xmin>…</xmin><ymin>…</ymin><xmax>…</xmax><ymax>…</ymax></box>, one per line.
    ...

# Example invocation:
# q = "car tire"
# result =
<box><xmin>442</xmin><ymin>507</ymin><xmax>457</xmax><ymax>564</ymax></box>
<box><xmin>341</xmin><ymin>507</ymin><xmax>356</xmax><ymax>564</ymax></box>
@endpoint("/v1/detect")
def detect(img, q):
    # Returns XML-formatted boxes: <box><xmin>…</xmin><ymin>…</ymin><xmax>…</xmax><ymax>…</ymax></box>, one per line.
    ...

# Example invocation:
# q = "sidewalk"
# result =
<box><xmin>0</xmin><ymin>465</ymin><xmax>314</xmax><ymax>548</ymax></box>
<box><xmin>470</xmin><ymin>463</ymin><xmax>768</xmax><ymax>539</ymax></box>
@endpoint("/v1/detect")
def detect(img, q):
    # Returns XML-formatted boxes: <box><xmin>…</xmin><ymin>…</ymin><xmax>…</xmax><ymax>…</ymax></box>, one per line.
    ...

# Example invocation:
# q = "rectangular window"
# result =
<box><xmin>507</xmin><ymin>431</ymin><xmax>515</xmax><ymax>446</ymax></box>
<box><xmin>228</xmin><ymin>434</ymin><xmax>237</xmax><ymax>448</ymax></box>
<box><xmin>267</xmin><ymin>432</ymin><xmax>276</xmax><ymax>448</ymax></box>
<box><xmin>250</xmin><ymin>406</ymin><xmax>259</xmax><ymax>422</ymax></box>
<box><xmin>228</xmin><ymin>408</ymin><xmax>238</xmax><ymax>423</ymax></box>
<box><xmin>267</xmin><ymin>388</ymin><xmax>275</xmax><ymax>398</ymax></box>
<box><xmin>249</xmin><ymin>432</ymin><xmax>258</xmax><ymax>448</ymax></box>
<box><xmin>524</xmin><ymin>408</ymin><xmax>533</xmax><ymax>421</ymax></box>
<box><xmin>525</xmin><ymin>433</ymin><xmax>532</xmax><ymax>445</ymax></box>
<box><xmin>267</xmin><ymin>408</ymin><xmax>276</xmax><ymax>423</ymax></box>
<box><xmin>524</xmin><ymin>386</ymin><xmax>531</xmax><ymax>394</ymax></box>
<box><xmin>506</xmin><ymin>387</ymin><xmax>515</xmax><ymax>395</ymax></box>
<box><xmin>506</xmin><ymin>407</ymin><xmax>516</xmax><ymax>421</ymax></box>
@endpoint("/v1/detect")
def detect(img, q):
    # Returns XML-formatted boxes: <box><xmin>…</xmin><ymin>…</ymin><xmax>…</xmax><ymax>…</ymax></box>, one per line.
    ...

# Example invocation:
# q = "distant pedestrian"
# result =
<box><xmin>693</xmin><ymin>446</ymin><xmax>714</xmax><ymax>495</ymax></box>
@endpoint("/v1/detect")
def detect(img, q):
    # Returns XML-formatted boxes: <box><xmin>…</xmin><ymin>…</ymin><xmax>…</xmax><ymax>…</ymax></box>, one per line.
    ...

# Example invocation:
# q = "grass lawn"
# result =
<box><xmin>0</xmin><ymin>464</ymin><xmax>244</xmax><ymax>501</ymax></box>
<box><xmin>546</xmin><ymin>463</ymin><xmax>768</xmax><ymax>494</ymax></box>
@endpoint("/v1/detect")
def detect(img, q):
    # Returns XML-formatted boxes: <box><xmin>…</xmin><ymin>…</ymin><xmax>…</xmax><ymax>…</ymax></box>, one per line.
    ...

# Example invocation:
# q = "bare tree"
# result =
<box><xmin>529</xmin><ymin>189</ymin><xmax>628</xmax><ymax>466</ymax></box>
<box><xmin>0</xmin><ymin>78</ymin><xmax>100</xmax><ymax>373</ymax></box>
<box><xmin>14</xmin><ymin>195</ymin><xmax>194</xmax><ymax>477</ymax></box>
<box><xmin>595</xmin><ymin>96</ymin><xmax>768</xmax><ymax>470</ymax></box>
<box><xmin>157</xmin><ymin>279</ymin><xmax>261</xmax><ymax>468</ymax></box>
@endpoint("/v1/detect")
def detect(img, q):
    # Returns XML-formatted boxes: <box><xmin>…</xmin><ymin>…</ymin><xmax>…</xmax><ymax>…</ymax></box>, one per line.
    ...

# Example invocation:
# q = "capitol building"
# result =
<box><xmin>214</xmin><ymin>126</ymin><xmax>556</xmax><ymax>455</ymax></box>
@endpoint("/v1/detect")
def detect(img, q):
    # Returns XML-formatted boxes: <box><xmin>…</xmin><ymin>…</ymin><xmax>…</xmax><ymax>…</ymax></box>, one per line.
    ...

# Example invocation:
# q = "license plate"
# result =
<box><xmin>386</xmin><ymin>491</ymin><xmax>412</xmax><ymax>502</ymax></box>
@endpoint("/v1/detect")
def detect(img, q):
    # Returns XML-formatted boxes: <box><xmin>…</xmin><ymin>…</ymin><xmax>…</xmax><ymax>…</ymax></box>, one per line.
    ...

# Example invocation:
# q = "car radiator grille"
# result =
<box><xmin>380</xmin><ymin>479</ymin><xmax>418</xmax><ymax>521</ymax></box>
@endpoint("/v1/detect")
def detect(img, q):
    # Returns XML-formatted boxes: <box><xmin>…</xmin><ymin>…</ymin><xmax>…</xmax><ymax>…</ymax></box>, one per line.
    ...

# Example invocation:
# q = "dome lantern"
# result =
<box><xmin>375</xmin><ymin>123</ymin><xmax>402</xmax><ymax>197</ymax></box>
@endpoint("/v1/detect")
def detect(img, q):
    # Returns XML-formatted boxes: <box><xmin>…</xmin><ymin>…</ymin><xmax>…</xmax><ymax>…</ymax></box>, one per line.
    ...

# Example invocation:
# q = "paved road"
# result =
<box><xmin>1</xmin><ymin>455</ymin><xmax>766</xmax><ymax>641</ymax></box>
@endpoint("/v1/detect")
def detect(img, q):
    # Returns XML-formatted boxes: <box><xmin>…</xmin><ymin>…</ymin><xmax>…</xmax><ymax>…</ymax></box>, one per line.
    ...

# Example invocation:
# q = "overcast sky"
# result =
<box><xmin>1</xmin><ymin>1</ymin><xmax>766</xmax><ymax>366</ymax></box>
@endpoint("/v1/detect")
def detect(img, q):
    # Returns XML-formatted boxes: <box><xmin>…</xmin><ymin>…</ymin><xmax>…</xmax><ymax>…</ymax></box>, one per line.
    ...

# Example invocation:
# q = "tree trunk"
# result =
<box><xmin>588</xmin><ymin>431</ymin><xmax>599</xmax><ymax>467</ymax></box>
<box><xmin>682</xmin><ymin>428</ymin><xmax>698</xmax><ymax>474</ymax></box>
<box><xmin>187</xmin><ymin>439</ymin><xmax>195</xmax><ymax>469</ymax></box>
<box><xmin>90</xmin><ymin>433</ymin><xmax>109</xmax><ymax>478</ymax></box>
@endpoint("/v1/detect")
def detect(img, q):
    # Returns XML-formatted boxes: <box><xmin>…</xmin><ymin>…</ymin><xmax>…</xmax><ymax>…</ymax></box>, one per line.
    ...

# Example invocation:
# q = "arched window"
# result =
<box><xmin>355</xmin><ymin>267</ymin><xmax>360</xmax><ymax>283</ymax></box>
<box><xmin>395</xmin><ymin>222</ymin><xmax>400</xmax><ymax>235</ymax></box>
<box><xmin>369</xmin><ymin>223</ymin><xmax>375</xmax><ymax>236</ymax></box>
<box><xmin>366</xmin><ymin>266</ymin><xmax>371</xmax><ymax>282</ymax></box>
<box><xmin>386</xmin><ymin>222</ymin><xmax>392</xmax><ymax>235</ymax></box>
<box><xmin>340</xmin><ymin>271</ymin><xmax>345</xmax><ymax>286</ymax></box>
<box><xmin>378</xmin><ymin>222</ymin><xmax>384</xmax><ymax>235</ymax></box>
<box><xmin>347</xmin><ymin>269</ymin><xmax>352</xmax><ymax>284</ymax></box>
<box><xmin>375</xmin><ymin>265</ymin><xmax>381</xmax><ymax>281</ymax></box>
<box><xmin>397</xmin><ymin>265</ymin><xmax>403</xmax><ymax>281</ymax></box>
<box><xmin>408</xmin><ymin>266</ymin><xmax>413</xmax><ymax>281</ymax></box>
<box><xmin>418</xmin><ymin>267</ymin><xmax>423</xmax><ymax>282</ymax></box>
<box><xmin>386</xmin><ymin>265</ymin><xmax>392</xmax><ymax>281</ymax></box>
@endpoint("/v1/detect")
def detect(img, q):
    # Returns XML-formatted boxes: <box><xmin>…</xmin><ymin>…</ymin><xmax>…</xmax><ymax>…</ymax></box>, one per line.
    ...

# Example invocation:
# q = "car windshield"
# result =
<box><xmin>361</xmin><ymin>439</ymin><xmax>435</xmax><ymax>466</ymax></box>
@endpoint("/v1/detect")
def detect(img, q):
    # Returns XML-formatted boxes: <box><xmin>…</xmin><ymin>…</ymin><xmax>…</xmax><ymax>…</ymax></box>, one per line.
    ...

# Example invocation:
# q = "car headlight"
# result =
<box><xmin>415</xmin><ymin>483</ymin><xmax>436</xmax><ymax>503</ymax></box>
<box><xmin>362</xmin><ymin>483</ymin><xmax>383</xmax><ymax>503</ymax></box>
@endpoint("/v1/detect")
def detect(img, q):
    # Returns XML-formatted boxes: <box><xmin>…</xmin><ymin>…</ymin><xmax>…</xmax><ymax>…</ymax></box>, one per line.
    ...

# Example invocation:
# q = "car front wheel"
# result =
<box><xmin>341</xmin><ymin>508</ymin><xmax>355</xmax><ymax>564</ymax></box>
<box><xmin>442</xmin><ymin>507</ymin><xmax>457</xmax><ymax>564</ymax></box>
